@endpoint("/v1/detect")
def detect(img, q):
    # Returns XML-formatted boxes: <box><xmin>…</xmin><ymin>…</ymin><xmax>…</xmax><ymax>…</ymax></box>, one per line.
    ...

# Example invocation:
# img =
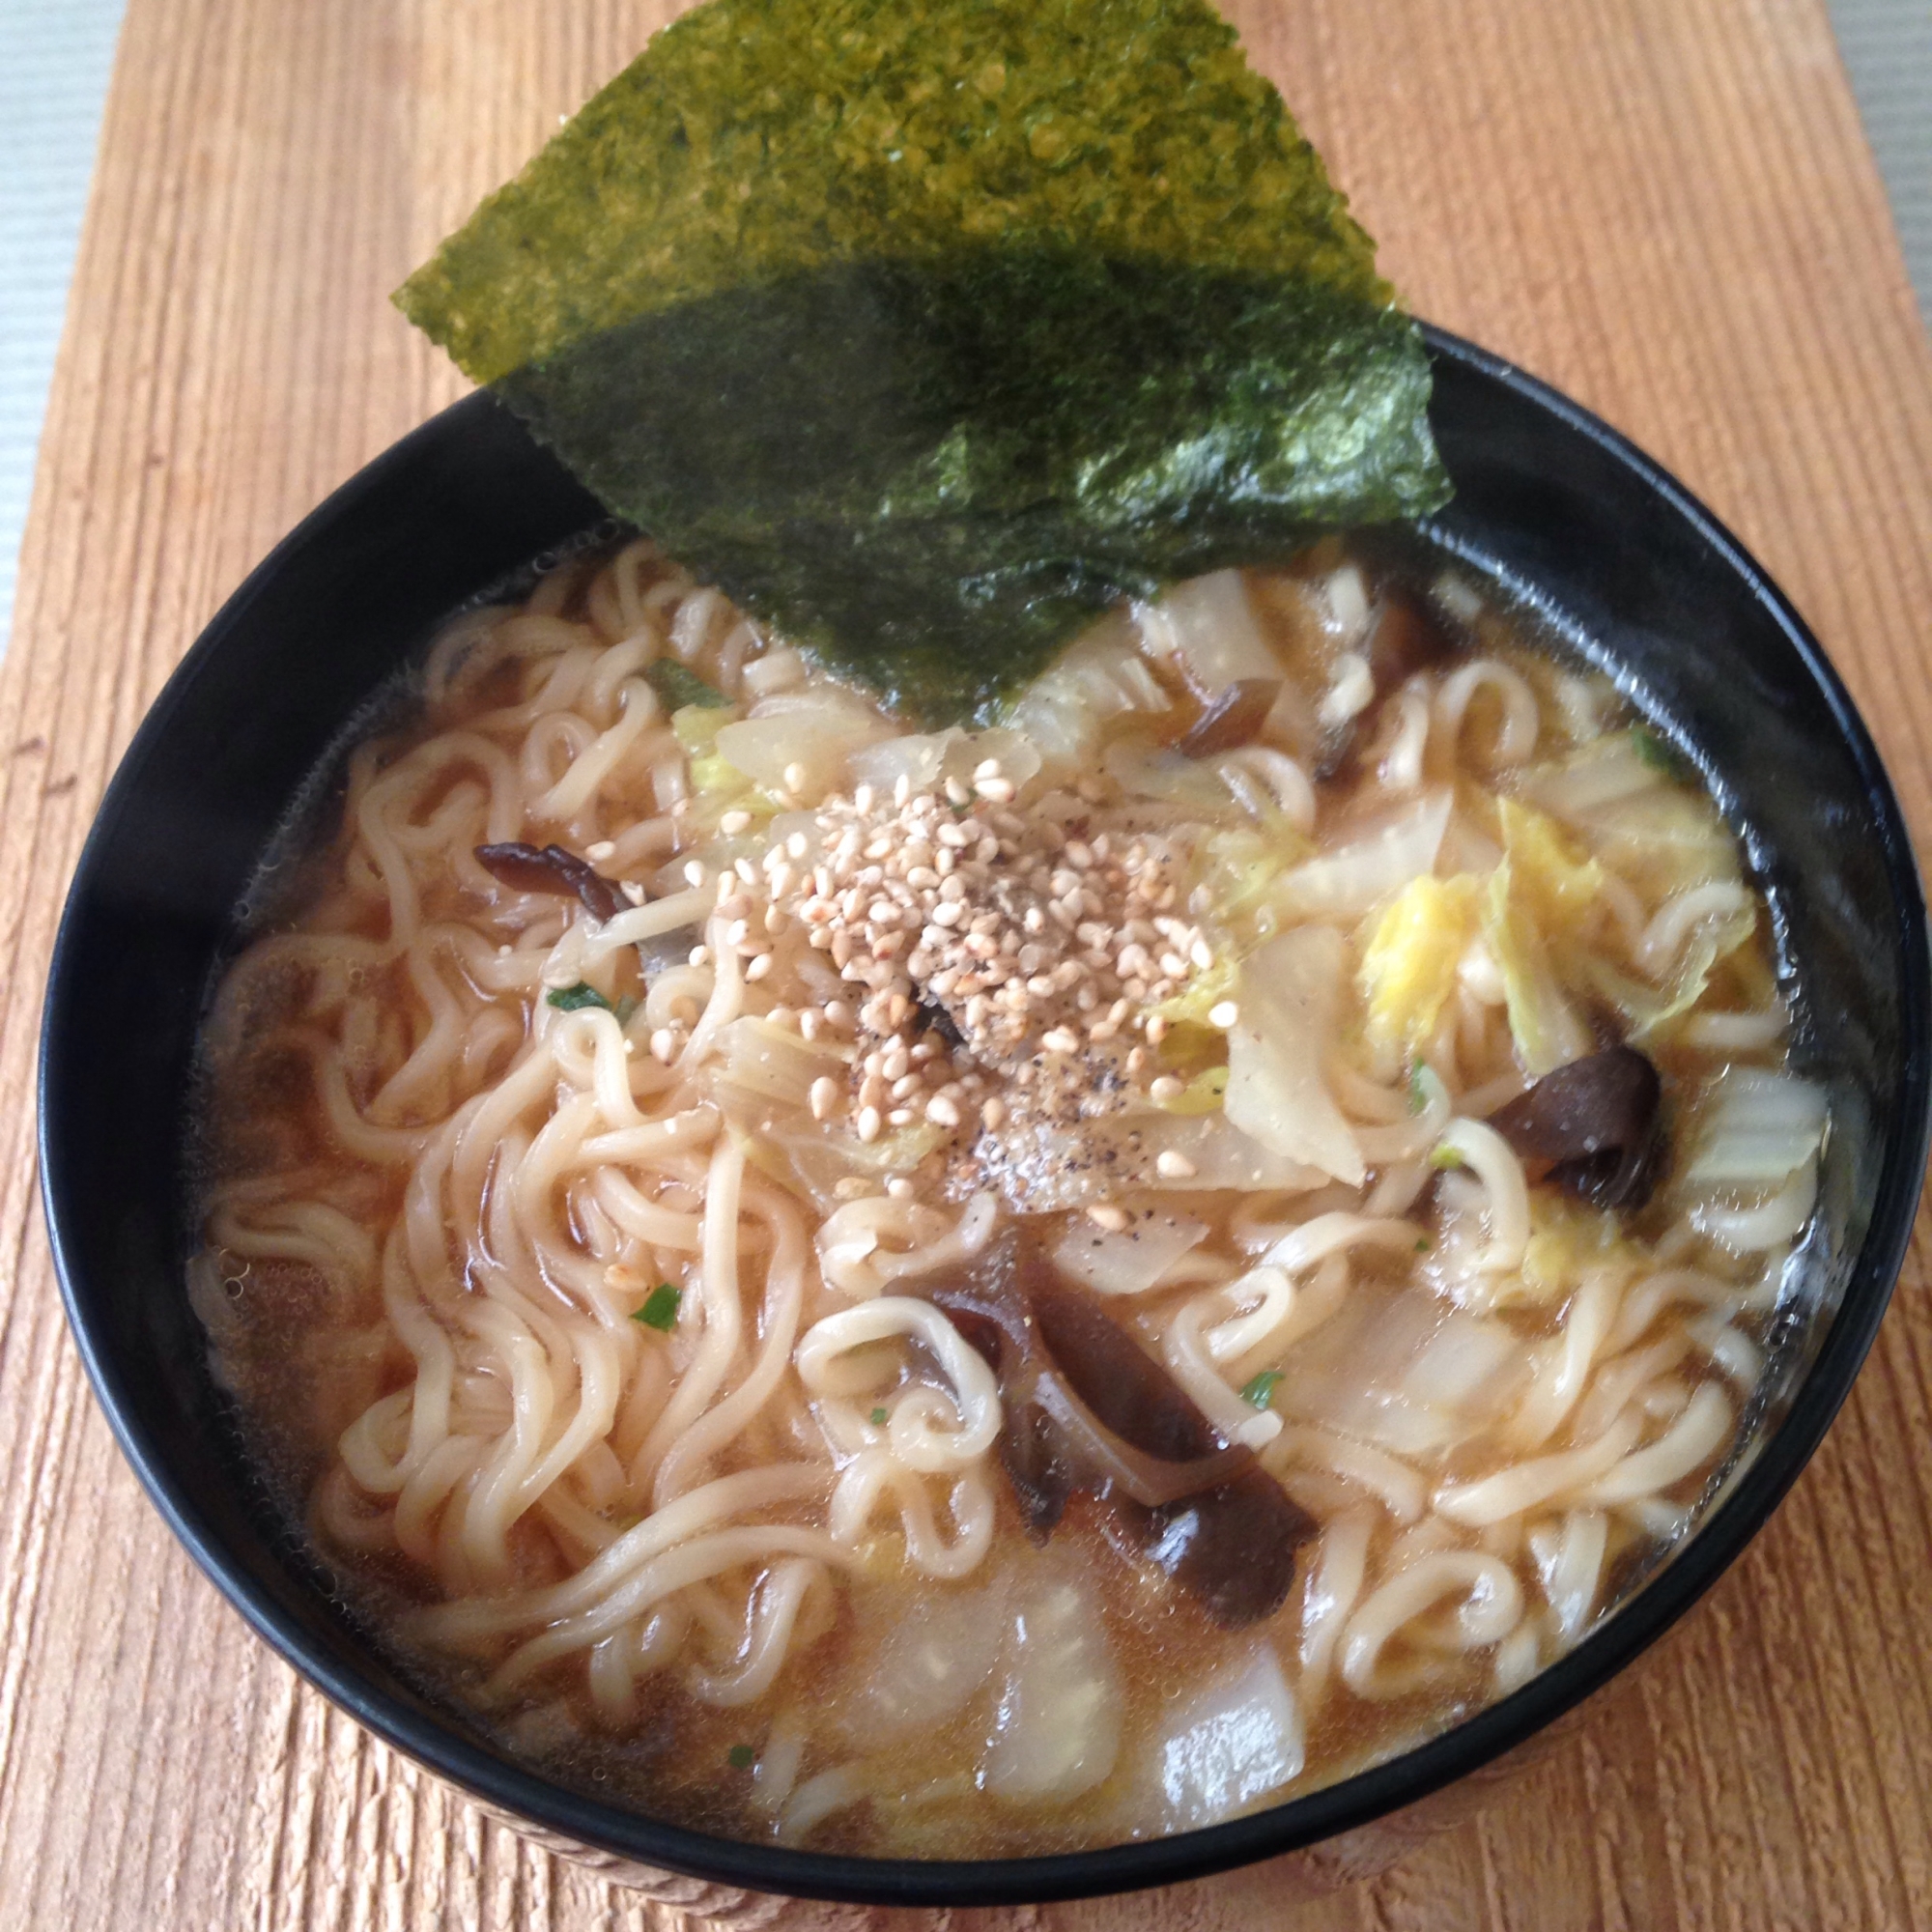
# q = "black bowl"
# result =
<box><xmin>40</xmin><ymin>329</ymin><xmax>1932</xmax><ymax>1907</ymax></box>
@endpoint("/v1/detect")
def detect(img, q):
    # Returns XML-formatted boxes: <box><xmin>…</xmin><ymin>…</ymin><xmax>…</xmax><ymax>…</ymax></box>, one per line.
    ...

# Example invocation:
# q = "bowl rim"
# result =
<box><xmin>39</xmin><ymin>325</ymin><xmax>1932</xmax><ymax>1908</ymax></box>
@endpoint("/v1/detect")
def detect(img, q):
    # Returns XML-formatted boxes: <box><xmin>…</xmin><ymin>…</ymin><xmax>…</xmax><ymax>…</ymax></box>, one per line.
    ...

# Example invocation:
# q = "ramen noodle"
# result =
<box><xmin>191</xmin><ymin>536</ymin><xmax>1825</xmax><ymax>1856</ymax></box>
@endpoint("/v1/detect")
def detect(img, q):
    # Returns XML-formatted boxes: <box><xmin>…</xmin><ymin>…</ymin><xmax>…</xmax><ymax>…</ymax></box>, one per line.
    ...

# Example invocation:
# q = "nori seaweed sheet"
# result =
<box><xmin>396</xmin><ymin>0</ymin><xmax>1450</xmax><ymax>722</ymax></box>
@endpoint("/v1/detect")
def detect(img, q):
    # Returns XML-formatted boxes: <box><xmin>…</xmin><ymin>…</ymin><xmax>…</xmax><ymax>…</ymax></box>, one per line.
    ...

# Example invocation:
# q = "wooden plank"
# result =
<box><xmin>0</xmin><ymin>0</ymin><xmax>1927</xmax><ymax>1926</ymax></box>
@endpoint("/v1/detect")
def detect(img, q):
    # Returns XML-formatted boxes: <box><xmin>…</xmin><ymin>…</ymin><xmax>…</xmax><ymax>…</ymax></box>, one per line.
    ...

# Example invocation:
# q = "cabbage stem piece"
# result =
<box><xmin>1224</xmin><ymin>926</ymin><xmax>1366</xmax><ymax>1185</ymax></box>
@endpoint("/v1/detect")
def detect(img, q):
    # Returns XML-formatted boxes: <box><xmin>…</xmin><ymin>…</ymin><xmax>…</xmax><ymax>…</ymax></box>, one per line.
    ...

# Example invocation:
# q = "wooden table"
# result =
<box><xmin>4</xmin><ymin>2</ymin><xmax>1930</xmax><ymax>1926</ymax></box>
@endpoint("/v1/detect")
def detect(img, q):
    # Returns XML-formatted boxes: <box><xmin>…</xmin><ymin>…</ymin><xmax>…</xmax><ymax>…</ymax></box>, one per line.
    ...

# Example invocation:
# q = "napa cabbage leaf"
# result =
<box><xmin>1358</xmin><ymin>872</ymin><xmax>1481</xmax><ymax>1061</ymax></box>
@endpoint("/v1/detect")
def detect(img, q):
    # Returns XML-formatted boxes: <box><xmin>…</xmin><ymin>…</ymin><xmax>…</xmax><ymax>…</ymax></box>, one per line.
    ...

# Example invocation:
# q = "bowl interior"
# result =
<box><xmin>39</xmin><ymin>334</ymin><xmax>1931</xmax><ymax>1906</ymax></box>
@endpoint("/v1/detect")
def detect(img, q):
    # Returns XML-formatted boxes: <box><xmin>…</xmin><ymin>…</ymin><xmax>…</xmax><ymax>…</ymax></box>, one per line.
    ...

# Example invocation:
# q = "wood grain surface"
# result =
<box><xmin>3</xmin><ymin>1</ymin><xmax>1930</xmax><ymax>1926</ymax></box>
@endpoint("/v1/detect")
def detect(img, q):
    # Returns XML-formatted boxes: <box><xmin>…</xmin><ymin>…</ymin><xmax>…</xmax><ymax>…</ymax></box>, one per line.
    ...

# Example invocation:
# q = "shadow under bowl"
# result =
<box><xmin>38</xmin><ymin>327</ymin><xmax>1932</xmax><ymax>1907</ymax></box>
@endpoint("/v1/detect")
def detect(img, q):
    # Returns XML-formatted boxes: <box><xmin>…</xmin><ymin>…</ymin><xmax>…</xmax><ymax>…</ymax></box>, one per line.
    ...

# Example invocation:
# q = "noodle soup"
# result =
<box><xmin>191</xmin><ymin>537</ymin><xmax>1824</xmax><ymax>1856</ymax></box>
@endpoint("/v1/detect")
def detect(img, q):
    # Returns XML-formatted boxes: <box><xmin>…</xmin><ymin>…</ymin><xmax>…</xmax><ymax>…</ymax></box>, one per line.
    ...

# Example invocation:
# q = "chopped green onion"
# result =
<box><xmin>548</xmin><ymin>983</ymin><xmax>639</xmax><ymax>1021</ymax></box>
<box><xmin>1415</xmin><ymin>1236</ymin><xmax>1433</xmax><ymax>1253</ymax></box>
<box><xmin>1240</xmin><ymin>1369</ymin><xmax>1283</xmax><ymax>1410</ymax></box>
<box><xmin>1430</xmin><ymin>1143</ymin><xmax>1465</xmax><ymax>1170</ymax></box>
<box><xmin>1408</xmin><ymin>1062</ymin><xmax>1447</xmax><ymax>1117</ymax></box>
<box><xmin>647</xmin><ymin>660</ymin><xmax>728</xmax><ymax>710</ymax></box>
<box><xmin>634</xmin><ymin>1283</ymin><xmax>682</xmax><ymax>1330</ymax></box>
<box><xmin>548</xmin><ymin>980</ymin><xmax>615</xmax><ymax>1012</ymax></box>
<box><xmin>726</xmin><ymin>1744</ymin><xmax>755</xmax><ymax>1770</ymax></box>
<box><xmin>1631</xmin><ymin>725</ymin><xmax>1685</xmax><ymax>776</ymax></box>
<box><xmin>870</xmin><ymin>1406</ymin><xmax>889</xmax><ymax>1426</ymax></box>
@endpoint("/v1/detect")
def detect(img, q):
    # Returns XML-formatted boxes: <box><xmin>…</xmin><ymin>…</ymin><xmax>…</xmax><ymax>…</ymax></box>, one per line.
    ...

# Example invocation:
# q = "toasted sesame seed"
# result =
<box><xmin>745</xmin><ymin>762</ymin><xmax>1212</xmax><ymax>1137</ymax></box>
<box><xmin>1208</xmin><ymin>1001</ymin><xmax>1240</xmax><ymax>1030</ymax></box>
<box><xmin>649</xmin><ymin>1029</ymin><xmax>676</xmax><ymax>1065</ymax></box>
<box><xmin>585</xmin><ymin>839</ymin><xmax>616</xmax><ymax>861</ymax></box>
<box><xmin>886</xmin><ymin>1177</ymin><xmax>915</xmax><ymax>1199</ymax></box>
<box><xmin>784</xmin><ymin>762</ymin><xmax>809</xmax><ymax>793</ymax></box>
<box><xmin>980</xmin><ymin>1096</ymin><xmax>1007</xmax><ymax>1131</ymax></box>
<box><xmin>809</xmin><ymin>1077</ymin><xmax>839</xmax><ymax>1121</ymax></box>
<box><xmin>745</xmin><ymin>953</ymin><xmax>773</xmax><ymax>981</ymax></box>
<box><xmin>1156</xmin><ymin>1151</ymin><xmax>1198</xmax><ymax>1179</ymax></box>
<box><xmin>1150</xmin><ymin>1075</ymin><xmax>1185</xmax><ymax>1103</ymax></box>
<box><xmin>926</xmin><ymin>1094</ymin><xmax>961</xmax><ymax>1127</ymax></box>
<box><xmin>1087</xmin><ymin>1203</ymin><xmax>1129</xmax><ymax>1232</ymax></box>
<box><xmin>857</xmin><ymin>1105</ymin><xmax>883</xmax><ymax>1143</ymax></box>
<box><xmin>683</xmin><ymin>861</ymin><xmax>707</xmax><ymax>889</ymax></box>
<box><xmin>719</xmin><ymin>810</ymin><xmax>753</xmax><ymax>837</ymax></box>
